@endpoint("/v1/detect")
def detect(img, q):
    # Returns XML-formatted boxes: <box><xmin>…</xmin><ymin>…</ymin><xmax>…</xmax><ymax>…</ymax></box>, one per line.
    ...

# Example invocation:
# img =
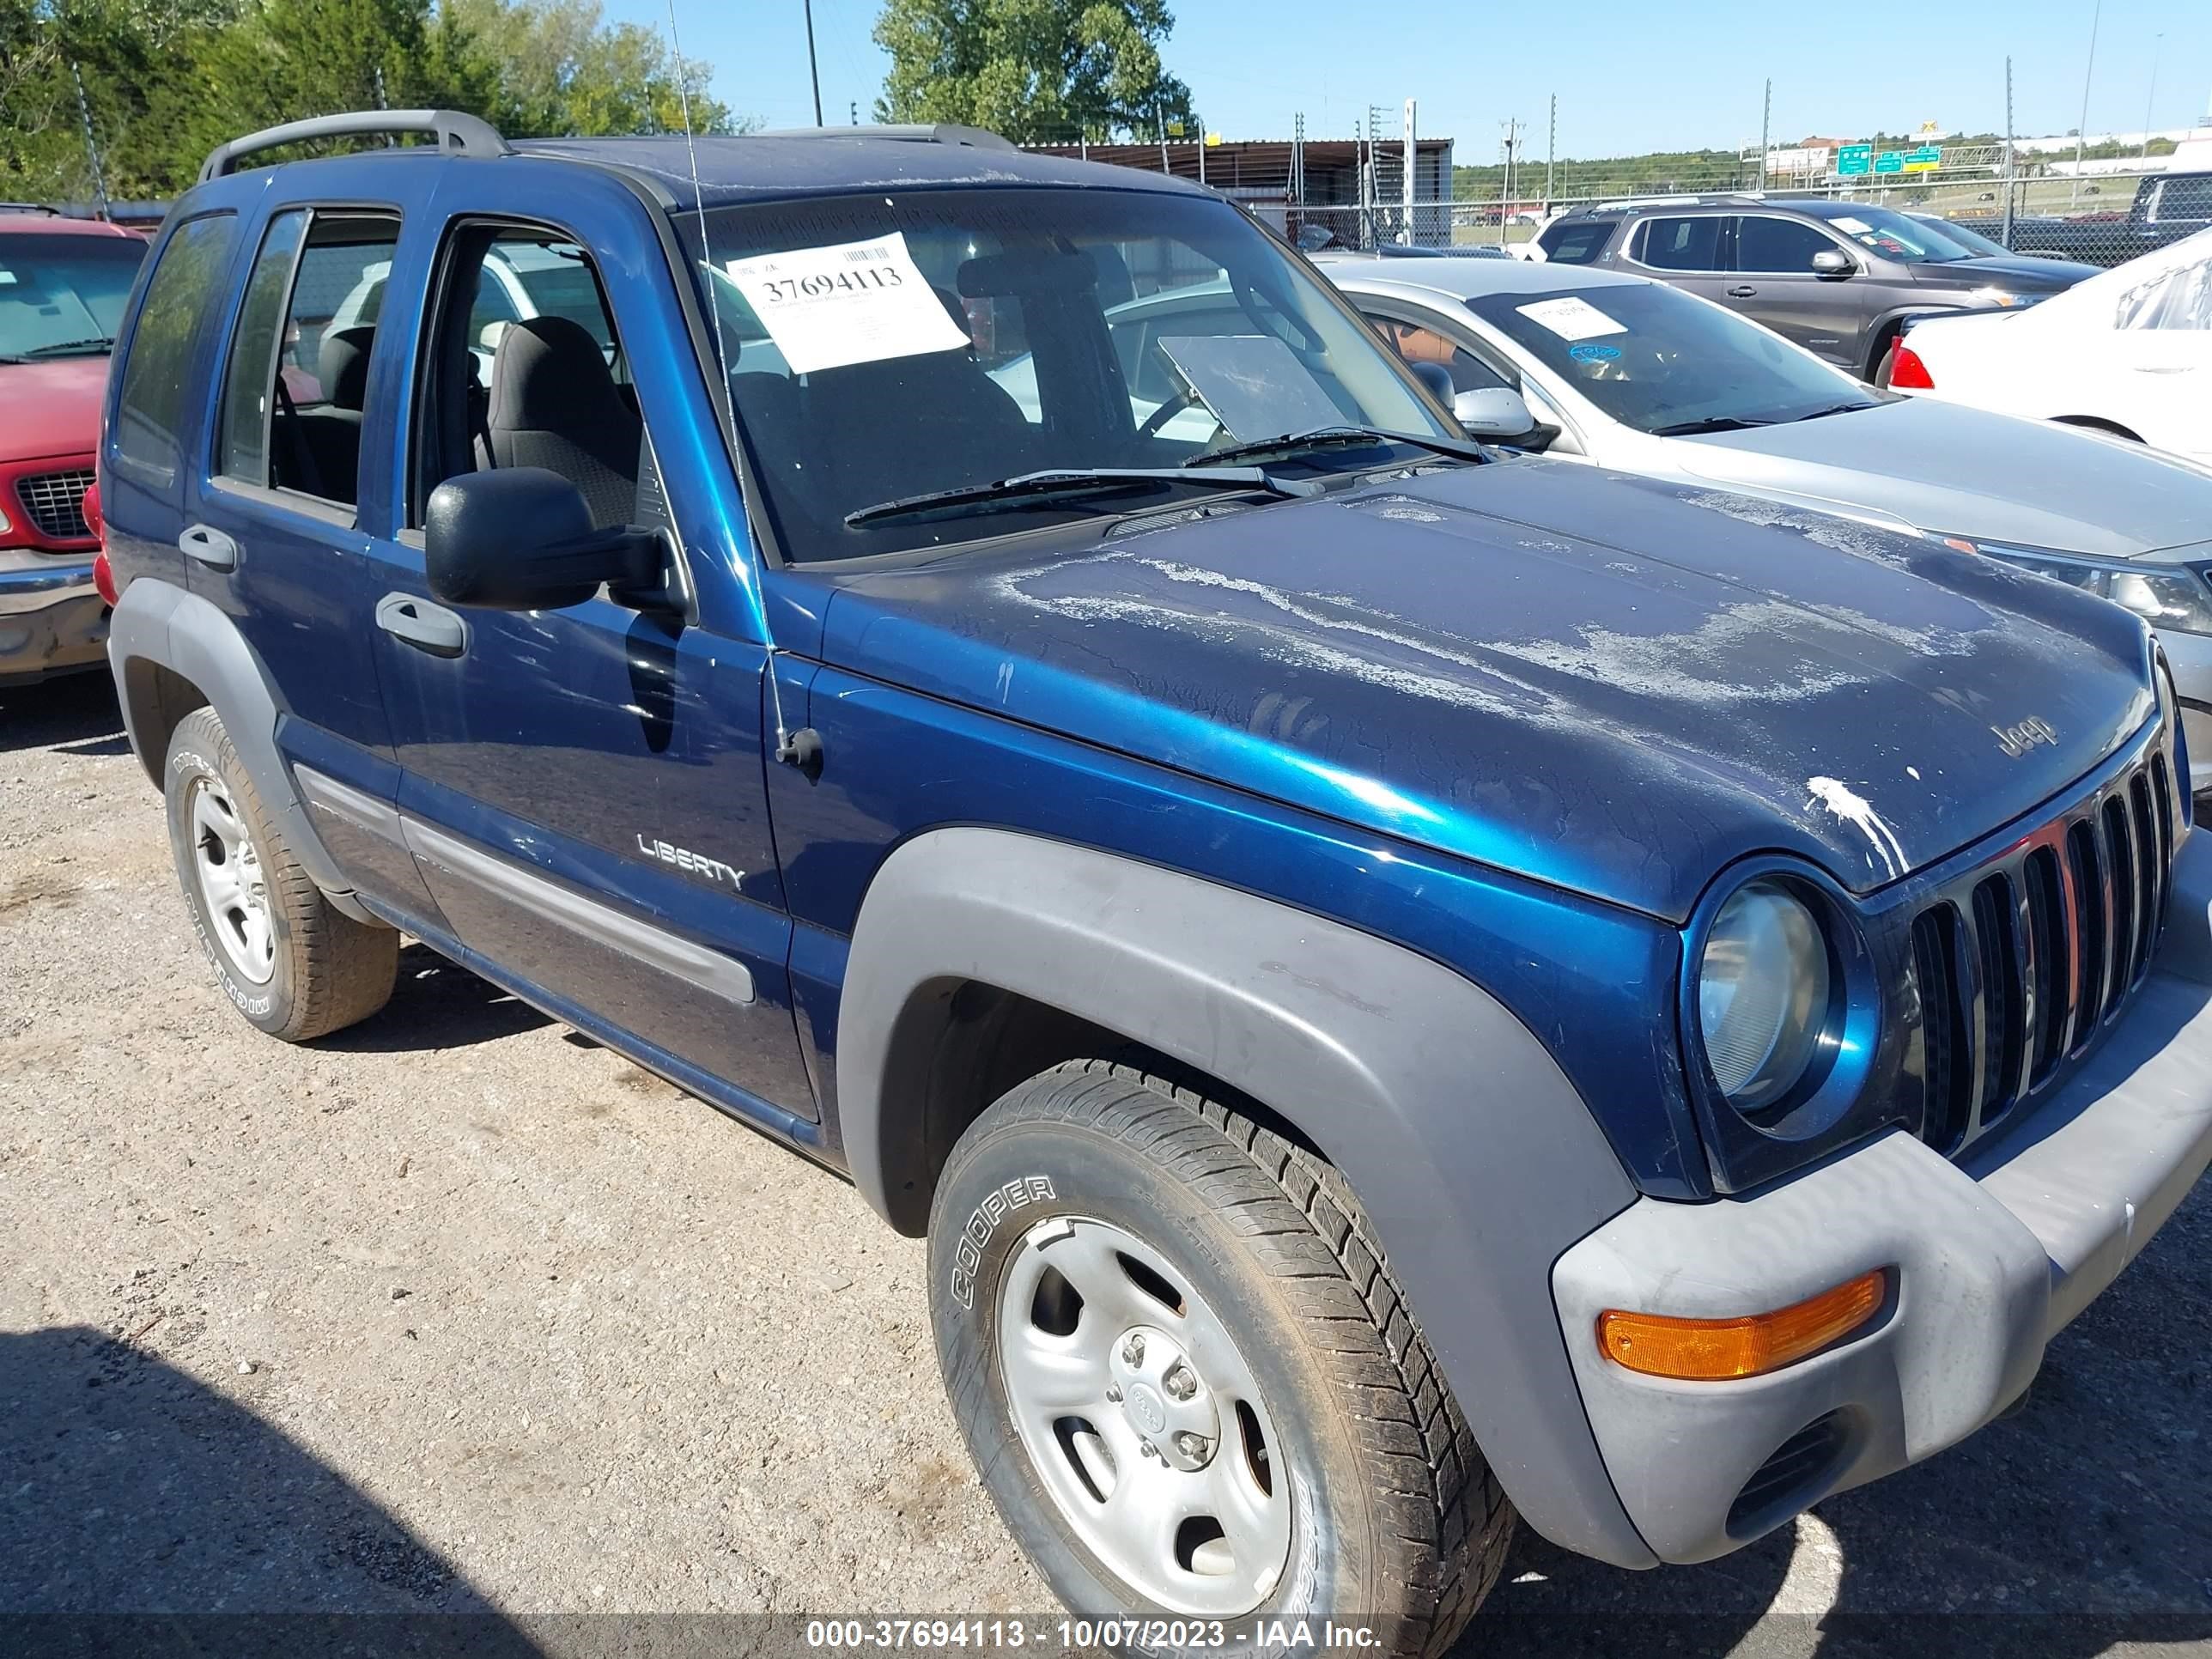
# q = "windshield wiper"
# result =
<box><xmin>19</xmin><ymin>336</ymin><xmax>116</xmax><ymax>359</ymax></box>
<box><xmin>1790</xmin><ymin>401</ymin><xmax>1881</xmax><ymax>422</ymax></box>
<box><xmin>1649</xmin><ymin>415</ymin><xmax>1778</xmax><ymax>436</ymax></box>
<box><xmin>1189</xmin><ymin>424</ymin><xmax>1492</xmax><ymax>469</ymax></box>
<box><xmin>843</xmin><ymin>465</ymin><xmax>1317</xmax><ymax>529</ymax></box>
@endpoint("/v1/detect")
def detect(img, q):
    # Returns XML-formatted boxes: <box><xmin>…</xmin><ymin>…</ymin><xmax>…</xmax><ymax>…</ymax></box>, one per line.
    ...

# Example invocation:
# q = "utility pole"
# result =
<box><xmin>2072</xmin><ymin>0</ymin><xmax>2102</xmax><ymax>204</ymax></box>
<box><xmin>1759</xmin><ymin>77</ymin><xmax>1771</xmax><ymax>193</ymax></box>
<box><xmin>1402</xmin><ymin>99</ymin><xmax>1416</xmax><ymax>244</ymax></box>
<box><xmin>803</xmin><ymin>0</ymin><xmax>823</xmax><ymax>125</ymax></box>
<box><xmin>2142</xmin><ymin>36</ymin><xmax>2164</xmax><ymax>161</ymax></box>
<box><xmin>1546</xmin><ymin>94</ymin><xmax>1556</xmax><ymax>211</ymax></box>
<box><xmin>2002</xmin><ymin>56</ymin><xmax>2016</xmax><ymax>247</ymax></box>
<box><xmin>1498</xmin><ymin>117</ymin><xmax>1522</xmax><ymax>245</ymax></box>
<box><xmin>70</xmin><ymin>63</ymin><xmax>108</xmax><ymax>219</ymax></box>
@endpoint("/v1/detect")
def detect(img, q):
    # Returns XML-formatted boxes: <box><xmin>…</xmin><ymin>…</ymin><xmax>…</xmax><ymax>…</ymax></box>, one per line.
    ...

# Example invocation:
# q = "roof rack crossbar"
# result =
<box><xmin>198</xmin><ymin>109</ymin><xmax>509</xmax><ymax>183</ymax></box>
<box><xmin>750</xmin><ymin>123</ymin><xmax>1016</xmax><ymax>154</ymax></box>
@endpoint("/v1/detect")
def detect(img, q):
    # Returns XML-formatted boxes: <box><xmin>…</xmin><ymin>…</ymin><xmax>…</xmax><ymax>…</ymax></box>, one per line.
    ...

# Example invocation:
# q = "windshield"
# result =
<box><xmin>1913</xmin><ymin>215</ymin><xmax>2008</xmax><ymax>258</ymax></box>
<box><xmin>1465</xmin><ymin>281</ymin><xmax>1877</xmax><ymax>434</ymax></box>
<box><xmin>682</xmin><ymin>187</ymin><xmax>1455</xmax><ymax>559</ymax></box>
<box><xmin>1817</xmin><ymin>206</ymin><xmax>1985</xmax><ymax>264</ymax></box>
<box><xmin>0</xmin><ymin>230</ymin><xmax>147</xmax><ymax>361</ymax></box>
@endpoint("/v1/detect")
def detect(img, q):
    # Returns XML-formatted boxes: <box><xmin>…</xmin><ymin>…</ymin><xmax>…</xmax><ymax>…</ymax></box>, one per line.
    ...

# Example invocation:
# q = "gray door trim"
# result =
<box><xmin>401</xmin><ymin>817</ymin><xmax>757</xmax><ymax>1006</ymax></box>
<box><xmin>295</xmin><ymin>763</ymin><xmax>406</xmax><ymax>847</ymax></box>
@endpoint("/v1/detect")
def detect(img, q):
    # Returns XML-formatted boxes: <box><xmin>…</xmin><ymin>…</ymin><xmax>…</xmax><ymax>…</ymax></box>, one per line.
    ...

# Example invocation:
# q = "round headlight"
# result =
<box><xmin>1698</xmin><ymin>879</ymin><xmax>1832</xmax><ymax>1115</ymax></box>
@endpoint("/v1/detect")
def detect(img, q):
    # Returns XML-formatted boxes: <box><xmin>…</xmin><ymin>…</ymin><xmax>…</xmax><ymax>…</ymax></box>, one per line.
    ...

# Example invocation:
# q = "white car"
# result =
<box><xmin>1316</xmin><ymin>253</ymin><xmax>2212</xmax><ymax>792</ymax></box>
<box><xmin>1888</xmin><ymin>228</ymin><xmax>2212</xmax><ymax>464</ymax></box>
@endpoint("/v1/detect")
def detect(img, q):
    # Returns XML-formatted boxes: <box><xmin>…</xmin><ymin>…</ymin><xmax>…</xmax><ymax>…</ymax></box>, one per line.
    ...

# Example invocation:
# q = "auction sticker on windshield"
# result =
<box><xmin>725</xmin><ymin>232</ymin><xmax>969</xmax><ymax>374</ymax></box>
<box><xmin>1516</xmin><ymin>295</ymin><xmax>1626</xmax><ymax>342</ymax></box>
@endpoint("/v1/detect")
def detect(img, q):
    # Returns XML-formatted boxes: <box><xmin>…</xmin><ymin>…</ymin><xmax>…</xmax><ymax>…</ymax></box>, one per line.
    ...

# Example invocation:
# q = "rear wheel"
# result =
<box><xmin>164</xmin><ymin>707</ymin><xmax>397</xmax><ymax>1041</ymax></box>
<box><xmin>928</xmin><ymin>1060</ymin><xmax>1513</xmax><ymax>1656</ymax></box>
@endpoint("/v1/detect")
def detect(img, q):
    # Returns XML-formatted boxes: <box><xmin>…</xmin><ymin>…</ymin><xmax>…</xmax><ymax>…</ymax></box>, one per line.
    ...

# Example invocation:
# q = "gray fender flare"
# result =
<box><xmin>107</xmin><ymin>578</ymin><xmax>372</xmax><ymax>922</ymax></box>
<box><xmin>836</xmin><ymin>826</ymin><xmax>1656</xmax><ymax>1567</ymax></box>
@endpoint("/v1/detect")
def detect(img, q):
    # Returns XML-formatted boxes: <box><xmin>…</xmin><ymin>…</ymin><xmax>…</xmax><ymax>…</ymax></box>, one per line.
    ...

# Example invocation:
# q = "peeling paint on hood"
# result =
<box><xmin>814</xmin><ymin>461</ymin><xmax>2154</xmax><ymax>920</ymax></box>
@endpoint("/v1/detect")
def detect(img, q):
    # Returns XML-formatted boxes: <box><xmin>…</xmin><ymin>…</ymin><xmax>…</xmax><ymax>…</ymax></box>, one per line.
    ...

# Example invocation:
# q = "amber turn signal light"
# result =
<box><xmin>1597</xmin><ymin>1270</ymin><xmax>1886</xmax><ymax>1381</ymax></box>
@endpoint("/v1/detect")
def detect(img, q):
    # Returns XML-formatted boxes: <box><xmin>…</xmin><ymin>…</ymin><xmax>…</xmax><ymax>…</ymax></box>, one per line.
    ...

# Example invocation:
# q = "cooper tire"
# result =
<box><xmin>928</xmin><ymin>1060</ymin><xmax>1512</xmax><ymax>1657</ymax></box>
<box><xmin>164</xmin><ymin>707</ymin><xmax>397</xmax><ymax>1041</ymax></box>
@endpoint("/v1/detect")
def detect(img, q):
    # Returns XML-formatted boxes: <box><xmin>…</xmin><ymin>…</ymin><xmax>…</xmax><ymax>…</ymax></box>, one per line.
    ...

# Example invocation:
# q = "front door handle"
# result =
<box><xmin>179</xmin><ymin>523</ymin><xmax>240</xmax><ymax>570</ymax></box>
<box><xmin>1725</xmin><ymin>284</ymin><xmax>1759</xmax><ymax>299</ymax></box>
<box><xmin>375</xmin><ymin>592</ymin><xmax>468</xmax><ymax>658</ymax></box>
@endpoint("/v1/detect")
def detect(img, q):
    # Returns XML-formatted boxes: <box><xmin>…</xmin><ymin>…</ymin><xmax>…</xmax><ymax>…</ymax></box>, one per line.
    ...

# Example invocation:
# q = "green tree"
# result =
<box><xmin>447</xmin><ymin>0</ymin><xmax>743</xmax><ymax>137</ymax></box>
<box><xmin>872</xmin><ymin>0</ymin><xmax>1192</xmax><ymax>145</ymax></box>
<box><xmin>145</xmin><ymin>0</ymin><xmax>499</xmax><ymax>185</ymax></box>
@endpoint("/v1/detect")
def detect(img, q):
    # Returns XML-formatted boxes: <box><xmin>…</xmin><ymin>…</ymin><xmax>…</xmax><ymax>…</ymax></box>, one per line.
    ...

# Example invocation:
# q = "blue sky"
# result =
<box><xmin>612</xmin><ymin>0</ymin><xmax>2212</xmax><ymax>158</ymax></box>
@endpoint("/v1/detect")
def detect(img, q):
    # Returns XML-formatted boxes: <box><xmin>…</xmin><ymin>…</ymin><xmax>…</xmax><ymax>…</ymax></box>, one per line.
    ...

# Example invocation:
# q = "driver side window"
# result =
<box><xmin>1361</xmin><ymin>313</ymin><xmax>1514</xmax><ymax>394</ymax></box>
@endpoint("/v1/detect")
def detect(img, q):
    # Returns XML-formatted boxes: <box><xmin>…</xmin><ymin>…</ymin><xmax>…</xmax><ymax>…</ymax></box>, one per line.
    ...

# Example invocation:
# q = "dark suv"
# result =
<box><xmin>100</xmin><ymin>111</ymin><xmax>2212</xmax><ymax>1648</ymax></box>
<box><xmin>1534</xmin><ymin>195</ymin><xmax>2094</xmax><ymax>384</ymax></box>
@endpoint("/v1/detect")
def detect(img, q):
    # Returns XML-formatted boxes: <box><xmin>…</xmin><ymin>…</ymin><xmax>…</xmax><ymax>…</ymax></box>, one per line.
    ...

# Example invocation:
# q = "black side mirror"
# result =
<box><xmin>424</xmin><ymin>467</ymin><xmax>662</xmax><ymax>612</ymax></box>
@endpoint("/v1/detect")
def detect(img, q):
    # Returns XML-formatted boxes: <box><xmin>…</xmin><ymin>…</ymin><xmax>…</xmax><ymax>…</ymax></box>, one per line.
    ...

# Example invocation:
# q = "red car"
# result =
<box><xmin>1</xmin><ymin>210</ymin><xmax>149</xmax><ymax>683</ymax></box>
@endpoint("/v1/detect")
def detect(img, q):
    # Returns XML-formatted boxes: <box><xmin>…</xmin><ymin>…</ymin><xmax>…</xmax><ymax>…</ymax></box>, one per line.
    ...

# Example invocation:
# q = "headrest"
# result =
<box><xmin>488</xmin><ymin>314</ymin><xmax>620</xmax><ymax>431</ymax></box>
<box><xmin>317</xmin><ymin>325</ymin><xmax>374</xmax><ymax>411</ymax></box>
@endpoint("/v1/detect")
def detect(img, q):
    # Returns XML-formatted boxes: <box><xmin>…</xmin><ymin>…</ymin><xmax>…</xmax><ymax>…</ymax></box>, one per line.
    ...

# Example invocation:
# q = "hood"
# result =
<box><xmin>1914</xmin><ymin>253</ymin><xmax>2098</xmax><ymax>290</ymax></box>
<box><xmin>0</xmin><ymin>356</ymin><xmax>107</xmax><ymax>463</ymax></box>
<box><xmin>815</xmin><ymin>463</ymin><xmax>2154</xmax><ymax>921</ymax></box>
<box><xmin>1668</xmin><ymin>396</ymin><xmax>2212</xmax><ymax>558</ymax></box>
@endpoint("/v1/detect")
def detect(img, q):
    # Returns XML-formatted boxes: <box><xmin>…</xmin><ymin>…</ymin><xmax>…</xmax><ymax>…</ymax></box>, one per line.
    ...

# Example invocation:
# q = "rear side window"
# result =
<box><xmin>1637</xmin><ymin>217</ymin><xmax>1724</xmax><ymax>271</ymax></box>
<box><xmin>1537</xmin><ymin>217</ymin><xmax>1618</xmax><ymax>264</ymax></box>
<box><xmin>213</xmin><ymin>209</ymin><xmax>401</xmax><ymax>510</ymax></box>
<box><xmin>2149</xmin><ymin>176</ymin><xmax>2212</xmax><ymax>223</ymax></box>
<box><xmin>113</xmin><ymin>215</ymin><xmax>238</xmax><ymax>484</ymax></box>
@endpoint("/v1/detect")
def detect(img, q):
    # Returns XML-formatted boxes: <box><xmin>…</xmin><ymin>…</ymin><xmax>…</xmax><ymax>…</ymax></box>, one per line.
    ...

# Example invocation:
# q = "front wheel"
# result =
<box><xmin>928</xmin><ymin>1060</ymin><xmax>1512</xmax><ymax>1656</ymax></box>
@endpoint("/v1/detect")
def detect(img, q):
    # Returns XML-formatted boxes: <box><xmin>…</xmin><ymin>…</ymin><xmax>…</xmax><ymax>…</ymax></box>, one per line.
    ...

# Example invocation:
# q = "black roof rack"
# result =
<box><xmin>749</xmin><ymin>123</ymin><xmax>1016</xmax><ymax>154</ymax></box>
<box><xmin>199</xmin><ymin>109</ymin><xmax>508</xmax><ymax>183</ymax></box>
<box><xmin>0</xmin><ymin>202</ymin><xmax>64</xmax><ymax>216</ymax></box>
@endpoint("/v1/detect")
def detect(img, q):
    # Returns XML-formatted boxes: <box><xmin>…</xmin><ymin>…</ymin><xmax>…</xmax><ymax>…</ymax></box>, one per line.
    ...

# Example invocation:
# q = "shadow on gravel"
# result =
<box><xmin>0</xmin><ymin>1326</ymin><xmax>541</xmax><ymax>1657</ymax></box>
<box><xmin>0</xmin><ymin>673</ymin><xmax>123</xmax><ymax>753</ymax></box>
<box><xmin>315</xmin><ymin>944</ymin><xmax>553</xmax><ymax>1054</ymax></box>
<box><xmin>1473</xmin><ymin>1180</ymin><xmax>2212</xmax><ymax>1659</ymax></box>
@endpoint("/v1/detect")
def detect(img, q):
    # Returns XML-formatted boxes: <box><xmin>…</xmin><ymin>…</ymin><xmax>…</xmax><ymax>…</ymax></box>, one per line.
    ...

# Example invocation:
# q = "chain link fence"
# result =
<box><xmin>1018</xmin><ymin>130</ymin><xmax>2207</xmax><ymax>268</ymax></box>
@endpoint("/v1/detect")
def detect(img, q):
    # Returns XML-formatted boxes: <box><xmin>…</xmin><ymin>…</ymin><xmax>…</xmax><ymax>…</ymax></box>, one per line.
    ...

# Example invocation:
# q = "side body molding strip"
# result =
<box><xmin>833</xmin><ymin>825</ymin><xmax>1654</xmax><ymax>1569</ymax></box>
<box><xmin>401</xmin><ymin>817</ymin><xmax>757</xmax><ymax>1006</ymax></box>
<box><xmin>295</xmin><ymin>764</ymin><xmax>406</xmax><ymax>847</ymax></box>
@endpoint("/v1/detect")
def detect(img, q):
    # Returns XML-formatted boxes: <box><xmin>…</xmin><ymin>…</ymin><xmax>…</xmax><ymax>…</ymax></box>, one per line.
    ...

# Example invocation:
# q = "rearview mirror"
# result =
<box><xmin>425</xmin><ymin>467</ymin><xmax>663</xmax><ymax>612</ymax></box>
<box><xmin>1811</xmin><ymin>248</ymin><xmax>1855</xmax><ymax>276</ymax></box>
<box><xmin>1453</xmin><ymin>386</ymin><xmax>1540</xmax><ymax>441</ymax></box>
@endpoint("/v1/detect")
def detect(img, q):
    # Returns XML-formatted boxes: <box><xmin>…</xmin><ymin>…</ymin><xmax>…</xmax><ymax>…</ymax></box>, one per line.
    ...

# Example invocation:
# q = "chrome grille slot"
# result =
<box><xmin>1911</xmin><ymin>903</ymin><xmax>1972</xmax><ymax>1154</ymax></box>
<box><xmin>2064</xmin><ymin>820</ymin><xmax>2106</xmax><ymax>1047</ymax></box>
<box><xmin>2021</xmin><ymin>845</ymin><xmax>2067</xmax><ymax>1085</ymax></box>
<box><xmin>15</xmin><ymin>468</ymin><xmax>96</xmax><ymax>541</ymax></box>
<box><xmin>1911</xmin><ymin>731</ymin><xmax>2176</xmax><ymax>1158</ymax></box>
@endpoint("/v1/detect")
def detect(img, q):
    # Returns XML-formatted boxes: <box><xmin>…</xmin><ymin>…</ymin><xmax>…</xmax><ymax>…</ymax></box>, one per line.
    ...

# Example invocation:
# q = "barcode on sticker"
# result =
<box><xmin>843</xmin><ymin>246</ymin><xmax>890</xmax><ymax>263</ymax></box>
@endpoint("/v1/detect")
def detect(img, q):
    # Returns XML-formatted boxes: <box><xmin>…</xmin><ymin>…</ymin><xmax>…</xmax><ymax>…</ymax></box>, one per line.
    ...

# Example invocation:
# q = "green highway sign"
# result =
<box><xmin>1836</xmin><ymin>141</ymin><xmax>1942</xmax><ymax>178</ymax></box>
<box><xmin>1838</xmin><ymin>143</ymin><xmax>1873</xmax><ymax>176</ymax></box>
<box><xmin>1902</xmin><ymin>144</ymin><xmax>1942</xmax><ymax>172</ymax></box>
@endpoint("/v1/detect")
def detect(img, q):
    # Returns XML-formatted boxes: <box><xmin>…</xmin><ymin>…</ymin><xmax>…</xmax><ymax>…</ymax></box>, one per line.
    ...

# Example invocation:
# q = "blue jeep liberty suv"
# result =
<box><xmin>100</xmin><ymin>112</ymin><xmax>2212</xmax><ymax>1649</ymax></box>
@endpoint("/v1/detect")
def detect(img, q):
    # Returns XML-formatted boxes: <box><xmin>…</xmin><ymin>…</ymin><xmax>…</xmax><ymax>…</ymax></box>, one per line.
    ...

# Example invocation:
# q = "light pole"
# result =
<box><xmin>2071</xmin><ymin>0</ymin><xmax>2102</xmax><ymax>205</ymax></box>
<box><xmin>2141</xmin><ymin>35</ymin><xmax>2164</xmax><ymax>161</ymax></box>
<box><xmin>803</xmin><ymin>0</ymin><xmax>823</xmax><ymax>126</ymax></box>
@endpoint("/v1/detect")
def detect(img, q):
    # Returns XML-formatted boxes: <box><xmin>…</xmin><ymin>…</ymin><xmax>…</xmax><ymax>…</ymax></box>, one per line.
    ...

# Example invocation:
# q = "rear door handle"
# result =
<box><xmin>1726</xmin><ymin>284</ymin><xmax>1758</xmax><ymax>299</ymax></box>
<box><xmin>178</xmin><ymin>523</ymin><xmax>240</xmax><ymax>570</ymax></box>
<box><xmin>375</xmin><ymin>592</ymin><xmax>468</xmax><ymax>658</ymax></box>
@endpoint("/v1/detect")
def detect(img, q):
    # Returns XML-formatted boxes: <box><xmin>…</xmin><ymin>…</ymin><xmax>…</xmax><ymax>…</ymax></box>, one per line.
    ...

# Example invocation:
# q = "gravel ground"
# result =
<box><xmin>3</xmin><ymin>672</ymin><xmax>2209</xmax><ymax>1659</ymax></box>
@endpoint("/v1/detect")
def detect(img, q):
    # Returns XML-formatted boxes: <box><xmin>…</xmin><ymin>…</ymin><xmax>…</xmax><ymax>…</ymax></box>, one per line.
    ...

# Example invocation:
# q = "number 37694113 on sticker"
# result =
<box><xmin>723</xmin><ymin>230</ymin><xmax>969</xmax><ymax>374</ymax></box>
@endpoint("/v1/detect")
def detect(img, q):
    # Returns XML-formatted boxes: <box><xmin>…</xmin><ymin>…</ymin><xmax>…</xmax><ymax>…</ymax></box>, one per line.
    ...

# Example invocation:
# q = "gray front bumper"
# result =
<box><xmin>1552</xmin><ymin>828</ymin><xmax>2212</xmax><ymax>1566</ymax></box>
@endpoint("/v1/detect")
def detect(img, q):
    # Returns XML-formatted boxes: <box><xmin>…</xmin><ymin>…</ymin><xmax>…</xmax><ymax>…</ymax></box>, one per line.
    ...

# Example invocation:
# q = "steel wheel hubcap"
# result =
<box><xmin>996</xmin><ymin>1214</ymin><xmax>1292</xmax><ymax>1615</ymax></box>
<box><xmin>190</xmin><ymin>781</ymin><xmax>275</xmax><ymax>985</ymax></box>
